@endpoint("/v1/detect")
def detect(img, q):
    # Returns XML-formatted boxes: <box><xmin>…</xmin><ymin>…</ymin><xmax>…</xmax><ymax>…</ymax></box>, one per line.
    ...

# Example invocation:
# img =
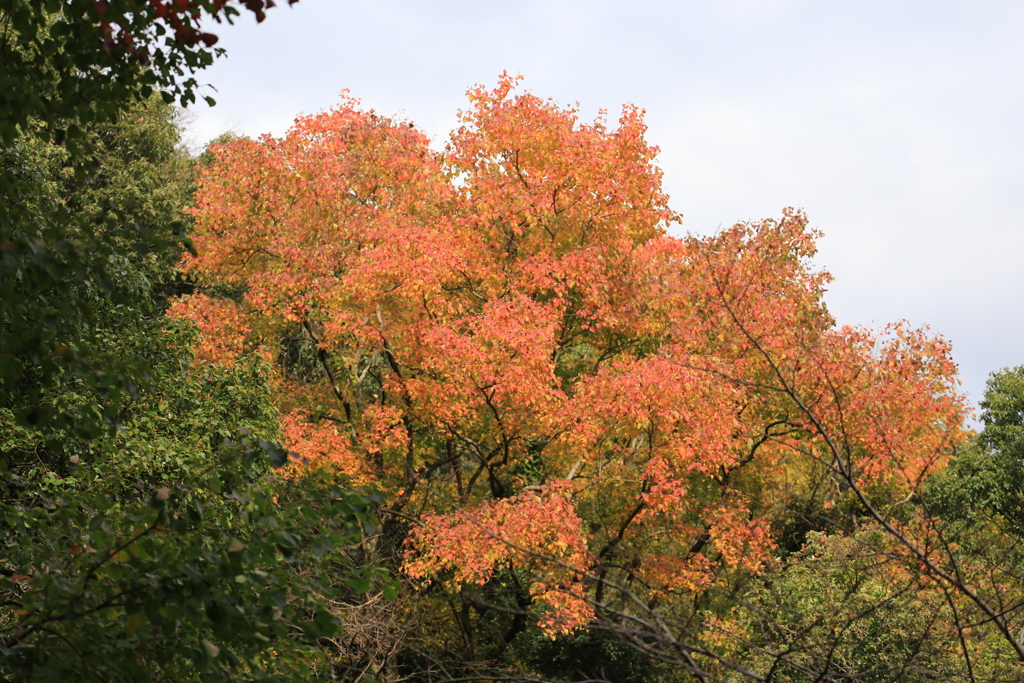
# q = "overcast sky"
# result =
<box><xmin>188</xmin><ymin>0</ymin><xmax>1024</xmax><ymax>419</ymax></box>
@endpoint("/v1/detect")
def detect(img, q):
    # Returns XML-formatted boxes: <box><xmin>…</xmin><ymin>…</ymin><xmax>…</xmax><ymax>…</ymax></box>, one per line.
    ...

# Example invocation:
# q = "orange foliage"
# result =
<box><xmin>278</xmin><ymin>410</ymin><xmax>373</xmax><ymax>485</ymax></box>
<box><xmin>167</xmin><ymin>294</ymin><xmax>267</xmax><ymax>364</ymax></box>
<box><xmin>175</xmin><ymin>75</ymin><xmax>967</xmax><ymax>634</ymax></box>
<box><xmin>405</xmin><ymin>483</ymin><xmax>592</xmax><ymax>635</ymax></box>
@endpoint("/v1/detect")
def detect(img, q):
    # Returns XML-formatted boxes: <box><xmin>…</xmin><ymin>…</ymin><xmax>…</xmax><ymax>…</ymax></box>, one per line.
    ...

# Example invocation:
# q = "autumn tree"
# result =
<box><xmin>179</xmin><ymin>76</ymin><xmax>985</xmax><ymax>681</ymax></box>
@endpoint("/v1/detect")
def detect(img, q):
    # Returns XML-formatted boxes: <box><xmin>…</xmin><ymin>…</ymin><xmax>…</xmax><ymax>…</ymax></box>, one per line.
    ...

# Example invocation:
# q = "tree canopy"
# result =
<box><xmin>4</xmin><ymin>3</ymin><xmax>1024</xmax><ymax>679</ymax></box>
<box><xmin>171</xmin><ymin>75</ymin><xmax>1023</xmax><ymax>681</ymax></box>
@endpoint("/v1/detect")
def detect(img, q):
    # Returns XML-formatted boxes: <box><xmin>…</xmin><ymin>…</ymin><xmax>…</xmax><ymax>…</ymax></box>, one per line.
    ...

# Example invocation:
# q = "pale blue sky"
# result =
<box><xmin>188</xmin><ymin>0</ymin><xmax>1024</xmax><ymax>417</ymax></box>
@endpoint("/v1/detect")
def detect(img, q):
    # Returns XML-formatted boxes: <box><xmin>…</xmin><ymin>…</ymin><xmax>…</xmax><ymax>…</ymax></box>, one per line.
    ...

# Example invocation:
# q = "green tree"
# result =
<box><xmin>736</xmin><ymin>528</ymin><xmax>1023</xmax><ymax>682</ymax></box>
<box><xmin>1</xmin><ymin>346</ymin><xmax>390</xmax><ymax>681</ymax></box>
<box><xmin>0</xmin><ymin>0</ymin><xmax>297</xmax><ymax>432</ymax></box>
<box><xmin>0</xmin><ymin>95</ymin><xmax>192</xmax><ymax>442</ymax></box>
<box><xmin>1</xmin><ymin>2</ymin><xmax>396</xmax><ymax>680</ymax></box>
<box><xmin>0</xmin><ymin>99</ymin><xmax>391</xmax><ymax>681</ymax></box>
<box><xmin>976</xmin><ymin>366</ymin><xmax>1024</xmax><ymax>527</ymax></box>
<box><xmin>0</xmin><ymin>0</ymin><xmax>296</xmax><ymax>143</ymax></box>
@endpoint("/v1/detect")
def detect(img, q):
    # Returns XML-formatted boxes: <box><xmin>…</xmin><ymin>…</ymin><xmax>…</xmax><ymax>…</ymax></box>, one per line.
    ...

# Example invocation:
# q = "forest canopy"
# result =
<box><xmin>167</xmin><ymin>75</ymin><xmax>1024</xmax><ymax>681</ymax></box>
<box><xmin>3</xmin><ymin>3</ymin><xmax>1024</xmax><ymax>681</ymax></box>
